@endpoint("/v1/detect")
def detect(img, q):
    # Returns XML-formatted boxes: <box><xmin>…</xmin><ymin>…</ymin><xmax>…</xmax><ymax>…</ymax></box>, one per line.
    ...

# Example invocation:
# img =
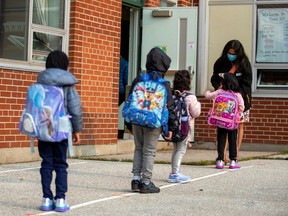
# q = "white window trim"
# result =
<box><xmin>0</xmin><ymin>0</ymin><xmax>70</xmax><ymax>72</ymax></box>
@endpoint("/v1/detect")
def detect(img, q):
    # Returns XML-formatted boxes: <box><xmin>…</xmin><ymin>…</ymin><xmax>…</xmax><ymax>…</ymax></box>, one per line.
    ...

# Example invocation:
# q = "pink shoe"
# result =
<box><xmin>216</xmin><ymin>160</ymin><xmax>224</xmax><ymax>169</ymax></box>
<box><xmin>229</xmin><ymin>160</ymin><xmax>241</xmax><ymax>169</ymax></box>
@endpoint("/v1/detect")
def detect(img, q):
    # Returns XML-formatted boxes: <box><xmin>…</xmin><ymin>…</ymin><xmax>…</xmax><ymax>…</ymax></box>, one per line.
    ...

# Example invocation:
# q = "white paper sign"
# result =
<box><xmin>256</xmin><ymin>9</ymin><xmax>288</xmax><ymax>63</ymax></box>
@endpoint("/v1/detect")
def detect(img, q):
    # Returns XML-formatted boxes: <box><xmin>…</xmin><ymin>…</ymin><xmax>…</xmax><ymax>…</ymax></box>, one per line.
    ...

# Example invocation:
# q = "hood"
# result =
<box><xmin>37</xmin><ymin>68</ymin><xmax>78</xmax><ymax>86</ymax></box>
<box><xmin>145</xmin><ymin>47</ymin><xmax>171</xmax><ymax>73</ymax></box>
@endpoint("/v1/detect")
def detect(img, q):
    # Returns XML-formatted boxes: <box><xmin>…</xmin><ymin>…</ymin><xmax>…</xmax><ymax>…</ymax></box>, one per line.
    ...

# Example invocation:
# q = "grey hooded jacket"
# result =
<box><xmin>37</xmin><ymin>68</ymin><xmax>83</xmax><ymax>132</ymax></box>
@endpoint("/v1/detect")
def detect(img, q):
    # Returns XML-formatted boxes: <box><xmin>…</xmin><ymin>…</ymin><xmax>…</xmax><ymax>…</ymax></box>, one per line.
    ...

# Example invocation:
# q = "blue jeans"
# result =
<box><xmin>132</xmin><ymin>125</ymin><xmax>161</xmax><ymax>184</ymax></box>
<box><xmin>38</xmin><ymin>139</ymin><xmax>69</xmax><ymax>200</ymax></box>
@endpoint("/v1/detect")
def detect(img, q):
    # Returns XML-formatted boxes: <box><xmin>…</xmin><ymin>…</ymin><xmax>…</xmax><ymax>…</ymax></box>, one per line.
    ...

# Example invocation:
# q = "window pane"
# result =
<box><xmin>33</xmin><ymin>0</ymin><xmax>65</xmax><ymax>29</ymax></box>
<box><xmin>256</xmin><ymin>5</ymin><xmax>288</xmax><ymax>63</ymax></box>
<box><xmin>257</xmin><ymin>69</ymin><xmax>288</xmax><ymax>89</ymax></box>
<box><xmin>0</xmin><ymin>0</ymin><xmax>29</xmax><ymax>60</ymax></box>
<box><xmin>32</xmin><ymin>32</ymin><xmax>63</xmax><ymax>61</ymax></box>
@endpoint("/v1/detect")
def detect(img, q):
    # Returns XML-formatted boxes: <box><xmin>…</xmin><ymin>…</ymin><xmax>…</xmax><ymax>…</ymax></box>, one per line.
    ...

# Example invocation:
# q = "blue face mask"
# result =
<box><xmin>227</xmin><ymin>53</ymin><xmax>237</xmax><ymax>61</ymax></box>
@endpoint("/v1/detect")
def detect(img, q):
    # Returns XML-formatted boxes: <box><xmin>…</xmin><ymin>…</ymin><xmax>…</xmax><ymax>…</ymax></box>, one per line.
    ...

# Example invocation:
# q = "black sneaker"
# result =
<box><xmin>131</xmin><ymin>180</ymin><xmax>141</xmax><ymax>192</ymax></box>
<box><xmin>139</xmin><ymin>181</ymin><xmax>160</xmax><ymax>193</ymax></box>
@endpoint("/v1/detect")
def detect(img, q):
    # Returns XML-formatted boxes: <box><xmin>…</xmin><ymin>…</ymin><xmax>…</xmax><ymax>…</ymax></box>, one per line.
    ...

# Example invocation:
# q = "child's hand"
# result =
<box><xmin>73</xmin><ymin>132</ymin><xmax>80</xmax><ymax>144</ymax></box>
<box><xmin>164</xmin><ymin>131</ymin><xmax>173</xmax><ymax>140</ymax></box>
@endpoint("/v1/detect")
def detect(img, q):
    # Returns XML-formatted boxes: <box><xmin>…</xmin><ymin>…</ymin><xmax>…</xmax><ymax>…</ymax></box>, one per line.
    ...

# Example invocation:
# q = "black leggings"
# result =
<box><xmin>216</xmin><ymin>127</ymin><xmax>238</xmax><ymax>161</ymax></box>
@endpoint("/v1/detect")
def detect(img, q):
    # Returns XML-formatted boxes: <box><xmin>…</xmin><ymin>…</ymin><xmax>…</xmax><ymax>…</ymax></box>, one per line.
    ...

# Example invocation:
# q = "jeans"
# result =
<box><xmin>38</xmin><ymin>139</ymin><xmax>69</xmax><ymax>200</ymax></box>
<box><xmin>171</xmin><ymin>136</ymin><xmax>189</xmax><ymax>174</ymax></box>
<box><xmin>132</xmin><ymin>125</ymin><xmax>161</xmax><ymax>184</ymax></box>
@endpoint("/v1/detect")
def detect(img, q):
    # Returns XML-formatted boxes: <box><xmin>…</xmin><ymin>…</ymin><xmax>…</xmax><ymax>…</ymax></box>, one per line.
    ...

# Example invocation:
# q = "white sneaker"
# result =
<box><xmin>216</xmin><ymin>160</ymin><xmax>224</xmax><ymax>169</ymax></box>
<box><xmin>55</xmin><ymin>198</ymin><xmax>70</xmax><ymax>212</ymax></box>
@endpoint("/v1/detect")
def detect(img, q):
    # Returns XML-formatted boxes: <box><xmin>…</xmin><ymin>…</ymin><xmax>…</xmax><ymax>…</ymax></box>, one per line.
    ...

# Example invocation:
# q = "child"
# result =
<box><xmin>126</xmin><ymin>47</ymin><xmax>177</xmax><ymax>193</ymax></box>
<box><xmin>37</xmin><ymin>50</ymin><xmax>82</xmax><ymax>212</ymax></box>
<box><xmin>168</xmin><ymin>70</ymin><xmax>201</xmax><ymax>183</ymax></box>
<box><xmin>205</xmin><ymin>73</ymin><xmax>244</xmax><ymax>169</ymax></box>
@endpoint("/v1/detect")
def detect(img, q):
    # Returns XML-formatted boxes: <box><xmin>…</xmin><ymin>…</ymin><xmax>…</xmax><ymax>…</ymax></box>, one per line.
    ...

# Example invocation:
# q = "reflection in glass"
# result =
<box><xmin>33</xmin><ymin>0</ymin><xmax>65</xmax><ymax>29</ymax></box>
<box><xmin>33</xmin><ymin>32</ymin><xmax>63</xmax><ymax>61</ymax></box>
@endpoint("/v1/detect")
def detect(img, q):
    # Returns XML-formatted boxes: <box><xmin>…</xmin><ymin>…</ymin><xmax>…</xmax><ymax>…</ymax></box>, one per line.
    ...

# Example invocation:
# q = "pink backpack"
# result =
<box><xmin>207</xmin><ymin>91</ymin><xmax>241</xmax><ymax>130</ymax></box>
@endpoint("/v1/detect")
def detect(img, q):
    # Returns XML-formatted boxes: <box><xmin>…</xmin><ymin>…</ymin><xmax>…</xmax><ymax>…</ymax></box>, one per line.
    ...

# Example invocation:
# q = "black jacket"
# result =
<box><xmin>211</xmin><ymin>58</ymin><xmax>252</xmax><ymax>111</ymax></box>
<box><xmin>126</xmin><ymin>47</ymin><xmax>177</xmax><ymax>132</ymax></box>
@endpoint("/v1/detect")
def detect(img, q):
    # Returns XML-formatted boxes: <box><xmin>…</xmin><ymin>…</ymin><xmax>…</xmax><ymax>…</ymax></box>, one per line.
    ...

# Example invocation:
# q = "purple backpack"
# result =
<box><xmin>19</xmin><ymin>84</ymin><xmax>71</xmax><ymax>143</ymax></box>
<box><xmin>207</xmin><ymin>91</ymin><xmax>240</xmax><ymax>130</ymax></box>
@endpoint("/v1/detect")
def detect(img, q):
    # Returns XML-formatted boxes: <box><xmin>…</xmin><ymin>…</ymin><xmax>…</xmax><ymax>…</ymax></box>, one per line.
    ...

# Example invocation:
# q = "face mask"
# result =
<box><xmin>227</xmin><ymin>53</ymin><xmax>237</xmax><ymax>61</ymax></box>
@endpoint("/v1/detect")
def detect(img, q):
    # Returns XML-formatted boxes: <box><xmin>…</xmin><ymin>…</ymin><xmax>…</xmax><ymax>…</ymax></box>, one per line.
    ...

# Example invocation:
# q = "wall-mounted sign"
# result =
<box><xmin>256</xmin><ymin>8</ymin><xmax>288</xmax><ymax>63</ymax></box>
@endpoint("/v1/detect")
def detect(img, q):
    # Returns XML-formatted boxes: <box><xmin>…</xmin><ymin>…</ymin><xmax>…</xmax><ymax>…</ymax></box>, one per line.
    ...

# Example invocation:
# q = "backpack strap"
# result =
<box><xmin>68</xmin><ymin>131</ymin><xmax>74</xmax><ymax>157</ymax></box>
<box><xmin>30</xmin><ymin>137</ymin><xmax>35</xmax><ymax>153</ymax></box>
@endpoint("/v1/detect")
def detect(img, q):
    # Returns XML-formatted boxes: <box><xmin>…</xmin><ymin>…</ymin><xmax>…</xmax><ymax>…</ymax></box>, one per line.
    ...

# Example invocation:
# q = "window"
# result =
<box><xmin>0</xmin><ymin>0</ymin><xmax>70</xmax><ymax>68</ymax></box>
<box><xmin>255</xmin><ymin>2</ymin><xmax>288</xmax><ymax>91</ymax></box>
<box><xmin>160</xmin><ymin>0</ymin><xmax>177</xmax><ymax>7</ymax></box>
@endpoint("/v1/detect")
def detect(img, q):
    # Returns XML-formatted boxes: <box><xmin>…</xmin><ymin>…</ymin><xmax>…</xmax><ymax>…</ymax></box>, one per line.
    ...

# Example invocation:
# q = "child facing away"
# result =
<box><xmin>205</xmin><ymin>73</ymin><xmax>244</xmax><ymax>169</ymax></box>
<box><xmin>126</xmin><ymin>47</ymin><xmax>177</xmax><ymax>193</ymax></box>
<box><xmin>37</xmin><ymin>50</ymin><xmax>82</xmax><ymax>212</ymax></box>
<box><xmin>167</xmin><ymin>70</ymin><xmax>201</xmax><ymax>183</ymax></box>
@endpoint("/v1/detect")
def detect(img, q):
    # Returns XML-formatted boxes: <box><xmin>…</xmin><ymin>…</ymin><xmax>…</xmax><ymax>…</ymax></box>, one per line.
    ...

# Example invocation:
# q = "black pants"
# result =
<box><xmin>38</xmin><ymin>139</ymin><xmax>68</xmax><ymax>200</ymax></box>
<box><xmin>216</xmin><ymin>127</ymin><xmax>238</xmax><ymax>161</ymax></box>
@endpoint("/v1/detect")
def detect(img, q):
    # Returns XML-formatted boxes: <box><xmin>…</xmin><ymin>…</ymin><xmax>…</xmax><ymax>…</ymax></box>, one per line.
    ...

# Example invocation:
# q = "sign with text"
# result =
<box><xmin>256</xmin><ymin>8</ymin><xmax>288</xmax><ymax>63</ymax></box>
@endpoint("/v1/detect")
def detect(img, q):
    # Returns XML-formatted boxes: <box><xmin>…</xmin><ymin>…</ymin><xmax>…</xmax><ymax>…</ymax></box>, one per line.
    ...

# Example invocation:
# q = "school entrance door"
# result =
<box><xmin>141</xmin><ymin>7</ymin><xmax>198</xmax><ymax>142</ymax></box>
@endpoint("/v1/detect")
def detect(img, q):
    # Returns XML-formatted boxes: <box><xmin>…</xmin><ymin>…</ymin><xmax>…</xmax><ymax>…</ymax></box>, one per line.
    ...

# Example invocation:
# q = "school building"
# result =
<box><xmin>0</xmin><ymin>0</ymin><xmax>287</xmax><ymax>164</ymax></box>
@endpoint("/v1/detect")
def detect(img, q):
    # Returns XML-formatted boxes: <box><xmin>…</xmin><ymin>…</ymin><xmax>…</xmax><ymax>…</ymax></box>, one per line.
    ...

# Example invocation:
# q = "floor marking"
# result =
<box><xmin>36</xmin><ymin>166</ymin><xmax>253</xmax><ymax>215</ymax></box>
<box><xmin>0</xmin><ymin>162</ymin><xmax>87</xmax><ymax>174</ymax></box>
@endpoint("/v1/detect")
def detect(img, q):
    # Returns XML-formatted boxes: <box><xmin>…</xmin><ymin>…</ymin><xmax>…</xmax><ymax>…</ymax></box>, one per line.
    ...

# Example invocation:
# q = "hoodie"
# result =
<box><xmin>127</xmin><ymin>47</ymin><xmax>177</xmax><ymax>132</ymax></box>
<box><xmin>37</xmin><ymin>68</ymin><xmax>83</xmax><ymax>132</ymax></box>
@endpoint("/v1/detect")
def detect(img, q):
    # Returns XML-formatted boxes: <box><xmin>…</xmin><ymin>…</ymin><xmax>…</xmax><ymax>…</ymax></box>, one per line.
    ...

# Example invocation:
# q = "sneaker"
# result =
<box><xmin>229</xmin><ymin>160</ymin><xmax>241</xmax><ymax>169</ymax></box>
<box><xmin>216</xmin><ymin>160</ymin><xmax>224</xmax><ymax>169</ymax></box>
<box><xmin>139</xmin><ymin>181</ymin><xmax>160</xmax><ymax>193</ymax></box>
<box><xmin>131</xmin><ymin>180</ymin><xmax>141</xmax><ymax>192</ymax></box>
<box><xmin>40</xmin><ymin>198</ymin><xmax>55</xmax><ymax>211</ymax></box>
<box><xmin>167</xmin><ymin>173</ymin><xmax>191</xmax><ymax>183</ymax></box>
<box><xmin>55</xmin><ymin>198</ymin><xmax>70</xmax><ymax>212</ymax></box>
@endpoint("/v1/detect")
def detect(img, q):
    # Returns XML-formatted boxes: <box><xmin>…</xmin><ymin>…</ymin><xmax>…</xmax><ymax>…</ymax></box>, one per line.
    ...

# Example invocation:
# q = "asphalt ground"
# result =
<box><xmin>0</xmin><ymin>149</ymin><xmax>287</xmax><ymax>216</ymax></box>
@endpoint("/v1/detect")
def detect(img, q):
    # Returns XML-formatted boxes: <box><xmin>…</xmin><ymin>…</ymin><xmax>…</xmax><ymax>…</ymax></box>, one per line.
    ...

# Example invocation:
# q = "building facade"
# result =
<box><xmin>0</xmin><ymin>0</ymin><xmax>287</xmax><ymax>164</ymax></box>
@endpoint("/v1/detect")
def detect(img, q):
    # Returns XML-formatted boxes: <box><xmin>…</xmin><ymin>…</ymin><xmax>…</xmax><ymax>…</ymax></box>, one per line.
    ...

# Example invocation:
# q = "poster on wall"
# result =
<box><xmin>256</xmin><ymin>8</ymin><xmax>288</xmax><ymax>63</ymax></box>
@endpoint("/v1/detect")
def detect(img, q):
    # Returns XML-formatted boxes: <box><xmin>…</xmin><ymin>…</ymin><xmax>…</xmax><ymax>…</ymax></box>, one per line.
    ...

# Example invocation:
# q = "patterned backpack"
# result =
<box><xmin>207</xmin><ymin>90</ymin><xmax>240</xmax><ymax>130</ymax></box>
<box><xmin>122</xmin><ymin>72</ymin><xmax>169</xmax><ymax>129</ymax></box>
<box><xmin>19</xmin><ymin>84</ymin><xmax>73</xmax><ymax>153</ymax></box>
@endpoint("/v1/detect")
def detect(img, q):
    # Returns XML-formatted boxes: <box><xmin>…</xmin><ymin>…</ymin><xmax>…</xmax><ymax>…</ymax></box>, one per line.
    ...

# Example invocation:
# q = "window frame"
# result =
<box><xmin>0</xmin><ymin>0</ymin><xmax>70</xmax><ymax>72</ymax></box>
<box><xmin>253</xmin><ymin>0</ymin><xmax>288</xmax><ymax>97</ymax></box>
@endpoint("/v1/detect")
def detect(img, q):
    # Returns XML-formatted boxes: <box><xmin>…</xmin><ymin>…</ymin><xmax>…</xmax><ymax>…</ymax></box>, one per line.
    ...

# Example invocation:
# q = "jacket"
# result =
<box><xmin>127</xmin><ymin>47</ymin><xmax>177</xmax><ymax>132</ymax></box>
<box><xmin>211</xmin><ymin>58</ymin><xmax>252</xmax><ymax>111</ymax></box>
<box><xmin>37</xmin><ymin>68</ymin><xmax>83</xmax><ymax>132</ymax></box>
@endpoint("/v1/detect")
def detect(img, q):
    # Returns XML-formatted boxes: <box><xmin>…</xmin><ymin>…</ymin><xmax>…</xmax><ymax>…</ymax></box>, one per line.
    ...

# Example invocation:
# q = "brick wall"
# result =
<box><xmin>195</xmin><ymin>97</ymin><xmax>288</xmax><ymax>145</ymax></box>
<box><xmin>0</xmin><ymin>69</ymin><xmax>36</xmax><ymax>148</ymax></box>
<box><xmin>69</xmin><ymin>0</ymin><xmax>122</xmax><ymax>146</ymax></box>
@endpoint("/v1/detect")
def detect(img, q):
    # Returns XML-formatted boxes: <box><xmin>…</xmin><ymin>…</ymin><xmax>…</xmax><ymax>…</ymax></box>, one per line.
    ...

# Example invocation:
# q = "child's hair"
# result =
<box><xmin>173</xmin><ymin>70</ymin><xmax>191</xmax><ymax>92</ymax></box>
<box><xmin>46</xmin><ymin>50</ymin><xmax>69</xmax><ymax>70</ymax></box>
<box><xmin>221</xmin><ymin>73</ymin><xmax>240</xmax><ymax>92</ymax></box>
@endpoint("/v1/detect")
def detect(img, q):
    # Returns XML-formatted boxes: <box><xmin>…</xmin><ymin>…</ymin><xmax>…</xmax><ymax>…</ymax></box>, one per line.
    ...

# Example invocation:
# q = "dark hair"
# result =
<box><xmin>220</xmin><ymin>39</ymin><xmax>249</xmax><ymax>65</ymax></box>
<box><xmin>46</xmin><ymin>50</ymin><xmax>69</xmax><ymax>70</ymax></box>
<box><xmin>221</xmin><ymin>73</ymin><xmax>240</xmax><ymax>92</ymax></box>
<box><xmin>173</xmin><ymin>70</ymin><xmax>191</xmax><ymax>92</ymax></box>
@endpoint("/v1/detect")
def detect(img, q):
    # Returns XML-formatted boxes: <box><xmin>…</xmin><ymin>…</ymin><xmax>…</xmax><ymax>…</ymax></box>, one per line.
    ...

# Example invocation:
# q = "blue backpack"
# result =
<box><xmin>19</xmin><ymin>84</ymin><xmax>73</xmax><ymax>155</ymax></box>
<box><xmin>122</xmin><ymin>72</ymin><xmax>169</xmax><ymax>130</ymax></box>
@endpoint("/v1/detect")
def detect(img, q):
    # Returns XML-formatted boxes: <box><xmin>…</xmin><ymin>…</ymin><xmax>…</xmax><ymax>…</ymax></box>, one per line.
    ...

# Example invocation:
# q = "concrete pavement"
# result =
<box><xmin>1</xmin><ymin>145</ymin><xmax>288</xmax><ymax>216</ymax></box>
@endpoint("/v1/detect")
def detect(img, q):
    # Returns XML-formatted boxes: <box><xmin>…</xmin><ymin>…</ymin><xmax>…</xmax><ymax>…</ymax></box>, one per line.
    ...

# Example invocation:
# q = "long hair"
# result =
<box><xmin>220</xmin><ymin>39</ymin><xmax>249</xmax><ymax>66</ymax></box>
<box><xmin>46</xmin><ymin>50</ymin><xmax>69</xmax><ymax>70</ymax></box>
<box><xmin>173</xmin><ymin>70</ymin><xmax>191</xmax><ymax>92</ymax></box>
<box><xmin>221</xmin><ymin>73</ymin><xmax>240</xmax><ymax>92</ymax></box>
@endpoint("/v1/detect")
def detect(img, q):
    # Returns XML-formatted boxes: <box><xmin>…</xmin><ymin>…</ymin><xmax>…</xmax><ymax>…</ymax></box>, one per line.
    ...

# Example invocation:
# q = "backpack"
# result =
<box><xmin>163</xmin><ymin>91</ymin><xmax>191</xmax><ymax>143</ymax></box>
<box><xmin>122</xmin><ymin>72</ymin><xmax>169</xmax><ymax>129</ymax></box>
<box><xmin>19</xmin><ymin>84</ymin><xmax>73</xmax><ymax>154</ymax></box>
<box><xmin>207</xmin><ymin>90</ymin><xmax>240</xmax><ymax>130</ymax></box>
